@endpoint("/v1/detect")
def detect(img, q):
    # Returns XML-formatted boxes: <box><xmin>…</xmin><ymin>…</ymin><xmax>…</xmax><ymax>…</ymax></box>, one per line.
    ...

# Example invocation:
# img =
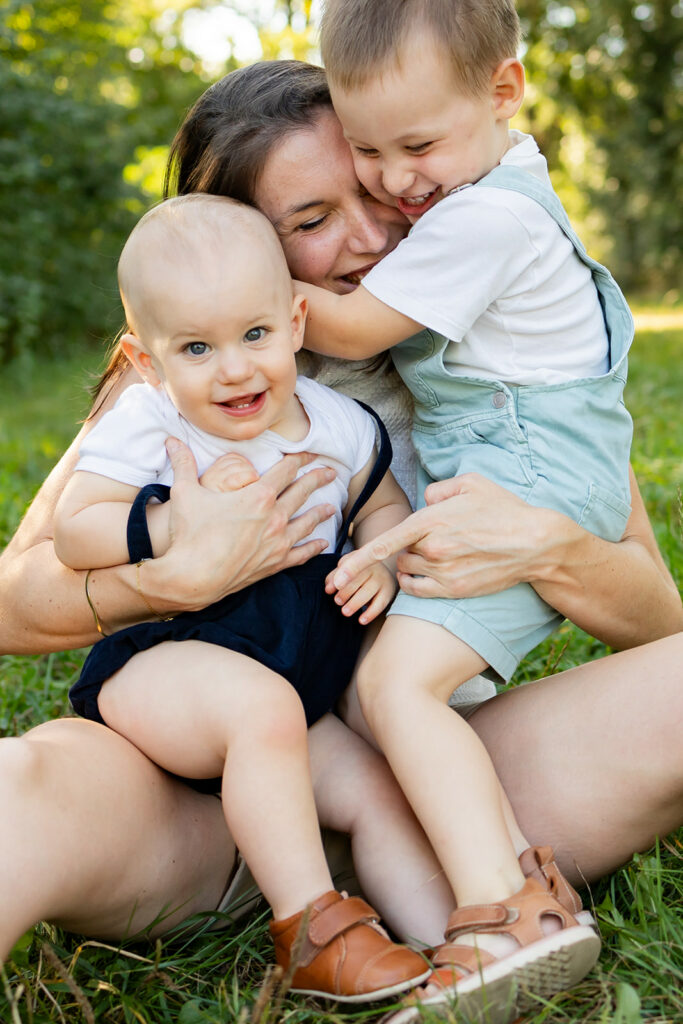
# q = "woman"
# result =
<box><xmin>0</xmin><ymin>60</ymin><xmax>681</xmax><ymax>964</ymax></box>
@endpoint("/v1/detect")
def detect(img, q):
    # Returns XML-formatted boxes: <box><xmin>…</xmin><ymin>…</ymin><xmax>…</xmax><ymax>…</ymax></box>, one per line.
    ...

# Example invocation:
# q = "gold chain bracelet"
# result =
<box><xmin>135</xmin><ymin>559</ymin><xmax>175</xmax><ymax>622</ymax></box>
<box><xmin>85</xmin><ymin>569</ymin><xmax>108</xmax><ymax>637</ymax></box>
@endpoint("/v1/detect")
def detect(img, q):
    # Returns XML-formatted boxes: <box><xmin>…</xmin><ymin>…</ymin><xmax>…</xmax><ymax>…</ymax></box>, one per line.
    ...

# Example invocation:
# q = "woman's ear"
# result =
<box><xmin>120</xmin><ymin>332</ymin><xmax>162</xmax><ymax>386</ymax></box>
<box><xmin>290</xmin><ymin>294</ymin><xmax>308</xmax><ymax>353</ymax></box>
<box><xmin>491</xmin><ymin>59</ymin><xmax>525</xmax><ymax>119</ymax></box>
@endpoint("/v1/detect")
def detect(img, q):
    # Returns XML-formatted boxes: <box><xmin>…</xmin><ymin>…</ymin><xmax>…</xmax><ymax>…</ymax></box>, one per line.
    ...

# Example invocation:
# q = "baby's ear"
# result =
<box><xmin>121</xmin><ymin>332</ymin><xmax>161</xmax><ymax>386</ymax></box>
<box><xmin>290</xmin><ymin>294</ymin><xmax>308</xmax><ymax>353</ymax></box>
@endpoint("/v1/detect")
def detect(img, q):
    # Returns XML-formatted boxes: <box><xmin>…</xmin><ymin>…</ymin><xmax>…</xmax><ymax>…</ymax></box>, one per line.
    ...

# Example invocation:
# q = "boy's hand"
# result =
<box><xmin>325</xmin><ymin>561</ymin><xmax>397</xmax><ymax>625</ymax></box>
<box><xmin>200</xmin><ymin>453</ymin><xmax>260</xmax><ymax>492</ymax></box>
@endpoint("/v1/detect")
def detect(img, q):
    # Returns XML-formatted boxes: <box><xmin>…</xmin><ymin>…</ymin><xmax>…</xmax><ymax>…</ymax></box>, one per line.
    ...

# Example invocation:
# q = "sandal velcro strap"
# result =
<box><xmin>308</xmin><ymin>896</ymin><xmax>379</xmax><ymax>948</ymax></box>
<box><xmin>445</xmin><ymin>902</ymin><xmax>509</xmax><ymax>939</ymax></box>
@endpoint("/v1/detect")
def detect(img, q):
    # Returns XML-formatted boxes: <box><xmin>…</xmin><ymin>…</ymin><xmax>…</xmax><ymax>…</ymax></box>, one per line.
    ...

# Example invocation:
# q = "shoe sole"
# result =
<box><xmin>384</xmin><ymin>924</ymin><xmax>601</xmax><ymax>1024</ymax></box>
<box><xmin>290</xmin><ymin>966</ymin><xmax>433</xmax><ymax>1003</ymax></box>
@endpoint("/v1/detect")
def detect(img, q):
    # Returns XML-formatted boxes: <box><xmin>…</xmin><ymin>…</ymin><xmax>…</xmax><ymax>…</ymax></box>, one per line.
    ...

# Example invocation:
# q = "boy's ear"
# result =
<box><xmin>491</xmin><ymin>59</ymin><xmax>525</xmax><ymax>119</ymax></box>
<box><xmin>290</xmin><ymin>294</ymin><xmax>308</xmax><ymax>353</ymax></box>
<box><xmin>120</xmin><ymin>332</ymin><xmax>162</xmax><ymax>386</ymax></box>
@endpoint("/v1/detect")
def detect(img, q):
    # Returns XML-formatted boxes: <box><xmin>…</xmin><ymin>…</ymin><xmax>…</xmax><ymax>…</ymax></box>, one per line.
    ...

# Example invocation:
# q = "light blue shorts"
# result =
<box><xmin>387</xmin><ymin>372</ymin><xmax>633</xmax><ymax>681</ymax></box>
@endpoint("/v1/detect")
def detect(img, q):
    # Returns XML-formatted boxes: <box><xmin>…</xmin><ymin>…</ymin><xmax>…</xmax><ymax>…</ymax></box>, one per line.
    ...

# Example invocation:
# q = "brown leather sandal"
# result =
<box><xmin>269</xmin><ymin>889</ymin><xmax>431</xmax><ymax>1003</ymax></box>
<box><xmin>519</xmin><ymin>844</ymin><xmax>596</xmax><ymax>926</ymax></box>
<box><xmin>385</xmin><ymin>877</ymin><xmax>601</xmax><ymax>1024</ymax></box>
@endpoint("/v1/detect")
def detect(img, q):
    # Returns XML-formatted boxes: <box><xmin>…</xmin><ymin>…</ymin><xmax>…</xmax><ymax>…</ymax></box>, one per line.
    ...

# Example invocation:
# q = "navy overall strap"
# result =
<box><xmin>334</xmin><ymin>401</ymin><xmax>393</xmax><ymax>557</ymax></box>
<box><xmin>127</xmin><ymin>483</ymin><xmax>171</xmax><ymax>563</ymax></box>
<box><xmin>125</xmin><ymin>402</ymin><xmax>393</xmax><ymax>565</ymax></box>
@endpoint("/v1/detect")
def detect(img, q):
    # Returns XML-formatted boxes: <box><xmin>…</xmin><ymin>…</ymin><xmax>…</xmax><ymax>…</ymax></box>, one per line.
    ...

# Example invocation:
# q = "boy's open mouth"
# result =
<box><xmin>396</xmin><ymin>190</ymin><xmax>439</xmax><ymax>219</ymax></box>
<box><xmin>216</xmin><ymin>392</ymin><xmax>267</xmax><ymax>416</ymax></box>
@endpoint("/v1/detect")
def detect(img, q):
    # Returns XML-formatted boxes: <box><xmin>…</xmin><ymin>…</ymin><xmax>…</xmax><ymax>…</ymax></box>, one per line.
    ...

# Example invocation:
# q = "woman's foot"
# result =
<box><xmin>386</xmin><ymin>877</ymin><xmax>601</xmax><ymax>1023</ymax></box>
<box><xmin>269</xmin><ymin>890</ymin><xmax>431</xmax><ymax>1003</ymax></box>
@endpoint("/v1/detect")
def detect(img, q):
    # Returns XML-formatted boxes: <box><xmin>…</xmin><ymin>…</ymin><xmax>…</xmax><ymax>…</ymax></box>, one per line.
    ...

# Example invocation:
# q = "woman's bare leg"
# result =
<box><xmin>0</xmin><ymin>717</ymin><xmax>234</xmax><ymax>961</ymax></box>
<box><xmin>471</xmin><ymin>632</ymin><xmax>683</xmax><ymax>886</ymax></box>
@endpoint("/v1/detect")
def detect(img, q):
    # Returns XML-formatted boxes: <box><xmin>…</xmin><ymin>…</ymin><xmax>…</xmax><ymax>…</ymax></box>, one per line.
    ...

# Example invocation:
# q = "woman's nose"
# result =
<box><xmin>347</xmin><ymin>205</ymin><xmax>388</xmax><ymax>255</ymax></box>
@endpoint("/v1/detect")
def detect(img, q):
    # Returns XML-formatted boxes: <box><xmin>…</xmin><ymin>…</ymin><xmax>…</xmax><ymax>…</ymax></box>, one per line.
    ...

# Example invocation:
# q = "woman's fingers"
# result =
<box><xmin>332</xmin><ymin>517</ymin><xmax>427</xmax><ymax>589</ymax></box>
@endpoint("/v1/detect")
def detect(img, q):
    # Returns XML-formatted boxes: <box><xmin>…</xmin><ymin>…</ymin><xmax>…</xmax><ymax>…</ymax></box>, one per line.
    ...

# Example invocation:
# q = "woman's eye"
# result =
<box><xmin>245</xmin><ymin>327</ymin><xmax>266</xmax><ymax>342</ymax></box>
<box><xmin>298</xmin><ymin>214</ymin><xmax>328</xmax><ymax>232</ymax></box>
<box><xmin>186</xmin><ymin>341</ymin><xmax>208</xmax><ymax>356</ymax></box>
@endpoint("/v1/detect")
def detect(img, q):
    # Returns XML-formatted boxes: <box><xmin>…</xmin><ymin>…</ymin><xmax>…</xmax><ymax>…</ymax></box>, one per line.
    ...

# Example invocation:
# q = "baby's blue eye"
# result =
<box><xmin>187</xmin><ymin>341</ymin><xmax>208</xmax><ymax>356</ymax></box>
<box><xmin>245</xmin><ymin>327</ymin><xmax>266</xmax><ymax>342</ymax></box>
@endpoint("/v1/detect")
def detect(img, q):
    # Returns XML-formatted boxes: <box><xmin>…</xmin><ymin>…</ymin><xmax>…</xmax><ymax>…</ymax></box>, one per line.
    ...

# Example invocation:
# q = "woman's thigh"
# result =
<box><xmin>0</xmin><ymin>716</ymin><xmax>235</xmax><ymax>949</ymax></box>
<box><xmin>470</xmin><ymin>633</ymin><xmax>683</xmax><ymax>884</ymax></box>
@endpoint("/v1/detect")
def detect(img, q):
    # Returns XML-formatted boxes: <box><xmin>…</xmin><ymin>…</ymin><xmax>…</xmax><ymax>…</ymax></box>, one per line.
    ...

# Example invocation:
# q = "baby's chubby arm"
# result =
<box><xmin>296</xmin><ymin>281</ymin><xmax>421</xmax><ymax>360</ymax></box>
<box><xmin>53</xmin><ymin>471</ymin><xmax>173</xmax><ymax>569</ymax></box>
<box><xmin>54</xmin><ymin>453</ymin><xmax>263</xmax><ymax>571</ymax></box>
<box><xmin>325</xmin><ymin>455</ymin><xmax>411</xmax><ymax>624</ymax></box>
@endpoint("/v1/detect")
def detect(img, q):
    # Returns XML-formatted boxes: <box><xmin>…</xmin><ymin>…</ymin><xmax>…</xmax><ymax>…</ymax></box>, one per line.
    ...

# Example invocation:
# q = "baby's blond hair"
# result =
<box><xmin>321</xmin><ymin>0</ymin><xmax>521</xmax><ymax>97</ymax></box>
<box><xmin>118</xmin><ymin>194</ymin><xmax>289</xmax><ymax>339</ymax></box>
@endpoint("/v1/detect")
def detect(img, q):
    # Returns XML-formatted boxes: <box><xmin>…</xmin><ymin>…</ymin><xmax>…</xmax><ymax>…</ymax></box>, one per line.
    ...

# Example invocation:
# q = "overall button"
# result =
<box><xmin>492</xmin><ymin>391</ymin><xmax>507</xmax><ymax>408</ymax></box>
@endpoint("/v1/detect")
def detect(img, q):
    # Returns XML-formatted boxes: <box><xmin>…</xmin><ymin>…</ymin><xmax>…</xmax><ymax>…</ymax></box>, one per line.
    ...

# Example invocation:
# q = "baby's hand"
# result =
<box><xmin>200</xmin><ymin>453</ymin><xmax>260</xmax><ymax>493</ymax></box>
<box><xmin>325</xmin><ymin>560</ymin><xmax>397</xmax><ymax>625</ymax></box>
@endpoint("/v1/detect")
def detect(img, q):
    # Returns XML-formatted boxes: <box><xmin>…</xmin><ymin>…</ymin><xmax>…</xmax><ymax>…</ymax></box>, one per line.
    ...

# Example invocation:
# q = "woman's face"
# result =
<box><xmin>254</xmin><ymin>108</ymin><xmax>409</xmax><ymax>294</ymax></box>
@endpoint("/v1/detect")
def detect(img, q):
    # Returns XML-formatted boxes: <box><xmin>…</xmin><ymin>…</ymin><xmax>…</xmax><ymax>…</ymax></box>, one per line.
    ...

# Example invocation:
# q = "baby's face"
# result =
<box><xmin>135</xmin><ymin>243</ymin><xmax>305</xmax><ymax>443</ymax></box>
<box><xmin>330</xmin><ymin>31</ymin><xmax>515</xmax><ymax>223</ymax></box>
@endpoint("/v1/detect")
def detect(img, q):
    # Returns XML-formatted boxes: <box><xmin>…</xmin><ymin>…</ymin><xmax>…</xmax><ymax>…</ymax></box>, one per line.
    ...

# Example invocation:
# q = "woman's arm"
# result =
<box><xmin>331</xmin><ymin>468</ymin><xmax>682</xmax><ymax>651</ymax></box>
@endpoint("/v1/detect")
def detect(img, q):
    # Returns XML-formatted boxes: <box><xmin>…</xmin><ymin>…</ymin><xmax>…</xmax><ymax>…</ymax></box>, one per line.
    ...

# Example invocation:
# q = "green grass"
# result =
<box><xmin>0</xmin><ymin>316</ymin><xmax>682</xmax><ymax>1022</ymax></box>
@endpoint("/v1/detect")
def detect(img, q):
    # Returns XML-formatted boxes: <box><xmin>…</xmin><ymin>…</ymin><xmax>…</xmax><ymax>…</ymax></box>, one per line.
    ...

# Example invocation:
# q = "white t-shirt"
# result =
<box><xmin>363</xmin><ymin>131</ymin><xmax>609</xmax><ymax>386</ymax></box>
<box><xmin>77</xmin><ymin>376</ymin><xmax>376</xmax><ymax>553</ymax></box>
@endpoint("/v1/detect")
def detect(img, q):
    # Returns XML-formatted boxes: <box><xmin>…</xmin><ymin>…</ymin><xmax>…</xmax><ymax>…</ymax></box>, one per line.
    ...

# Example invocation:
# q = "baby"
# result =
<box><xmin>294</xmin><ymin>0</ymin><xmax>626</xmax><ymax>1019</ymax></box>
<box><xmin>54</xmin><ymin>194</ymin><xmax>429</xmax><ymax>1003</ymax></box>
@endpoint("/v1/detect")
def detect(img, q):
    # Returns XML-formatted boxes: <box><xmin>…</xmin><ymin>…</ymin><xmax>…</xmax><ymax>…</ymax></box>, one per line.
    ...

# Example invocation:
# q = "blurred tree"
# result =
<box><xmin>519</xmin><ymin>0</ymin><xmax>682</xmax><ymax>293</ymax></box>
<box><xmin>0</xmin><ymin>0</ymin><xmax>222</xmax><ymax>365</ymax></box>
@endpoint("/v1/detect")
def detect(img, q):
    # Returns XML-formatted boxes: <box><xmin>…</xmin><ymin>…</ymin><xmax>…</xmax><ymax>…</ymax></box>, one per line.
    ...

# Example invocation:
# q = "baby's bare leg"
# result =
<box><xmin>0</xmin><ymin>717</ymin><xmax>233</xmax><ymax>961</ymax></box>
<box><xmin>99</xmin><ymin>641</ymin><xmax>333</xmax><ymax>920</ymax></box>
<box><xmin>356</xmin><ymin>616</ymin><xmax>526</xmax><ymax>909</ymax></box>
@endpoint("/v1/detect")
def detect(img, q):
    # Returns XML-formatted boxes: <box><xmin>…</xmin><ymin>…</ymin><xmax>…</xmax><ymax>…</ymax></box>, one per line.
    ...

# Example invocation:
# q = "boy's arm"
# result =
<box><xmin>54</xmin><ymin>471</ymin><xmax>172</xmax><ymax>569</ymax></box>
<box><xmin>297</xmin><ymin>281</ymin><xmax>422</xmax><ymax>360</ymax></box>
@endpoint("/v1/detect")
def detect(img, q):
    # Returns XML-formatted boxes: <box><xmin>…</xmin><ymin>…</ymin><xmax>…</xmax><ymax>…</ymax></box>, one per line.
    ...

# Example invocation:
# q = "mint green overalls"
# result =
<box><xmin>388</xmin><ymin>164</ymin><xmax>634</xmax><ymax>682</ymax></box>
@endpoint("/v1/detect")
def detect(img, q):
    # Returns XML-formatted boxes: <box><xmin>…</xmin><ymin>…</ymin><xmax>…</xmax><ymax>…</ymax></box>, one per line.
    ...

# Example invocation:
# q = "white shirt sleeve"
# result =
<box><xmin>76</xmin><ymin>384</ymin><xmax>179</xmax><ymax>486</ymax></box>
<box><xmin>362</xmin><ymin>190</ymin><xmax>539</xmax><ymax>342</ymax></box>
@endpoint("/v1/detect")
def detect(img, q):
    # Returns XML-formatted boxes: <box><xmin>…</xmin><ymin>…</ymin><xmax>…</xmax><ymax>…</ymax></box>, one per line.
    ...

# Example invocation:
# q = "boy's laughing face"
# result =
<box><xmin>330</xmin><ymin>32</ymin><xmax>523</xmax><ymax>222</ymax></box>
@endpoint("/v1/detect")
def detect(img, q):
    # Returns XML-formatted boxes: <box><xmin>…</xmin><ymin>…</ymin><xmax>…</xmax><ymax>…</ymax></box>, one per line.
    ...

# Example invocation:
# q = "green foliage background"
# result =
<box><xmin>0</xmin><ymin>0</ymin><xmax>681</xmax><ymax>366</ymax></box>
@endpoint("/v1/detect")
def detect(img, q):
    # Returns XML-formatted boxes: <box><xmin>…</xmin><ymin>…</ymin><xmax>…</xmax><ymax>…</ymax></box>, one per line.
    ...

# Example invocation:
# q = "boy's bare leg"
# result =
<box><xmin>357</xmin><ymin>616</ymin><xmax>526</xmax><ymax>911</ymax></box>
<box><xmin>308</xmin><ymin>713</ymin><xmax>455</xmax><ymax>947</ymax></box>
<box><xmin>470</xmin><ymin>632</ymin><xmax>683</xmax><ymax>884</ymax></box>
<box><xmin>0</xmin><ymin>717</ymin><xmax>234</xmax><ymax>961</ymax></box>
<box><xmin>98</xmin><ymin>641</ymin><xmax>334</xmax><ymax>919</ymax></box>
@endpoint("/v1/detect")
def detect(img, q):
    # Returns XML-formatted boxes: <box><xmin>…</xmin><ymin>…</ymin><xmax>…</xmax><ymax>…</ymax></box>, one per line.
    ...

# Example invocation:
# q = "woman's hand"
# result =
<box><xmin>333</xmin><ymin>473</ymin><xmax>546</xmax><ymax>599</ymax></box>
<box><xmin>332</xmin><ymin>471</ymin><xmax>683</xmax><ymax>650</ymax></box>
<box><xmin>143</xmin><ymin>439</ymin><xmax>337</xmax><ymax>613</ymax></box>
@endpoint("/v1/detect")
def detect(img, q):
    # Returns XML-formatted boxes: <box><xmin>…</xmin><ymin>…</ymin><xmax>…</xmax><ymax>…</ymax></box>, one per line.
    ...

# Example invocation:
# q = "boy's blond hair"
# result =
<box><xmin>320</xmin><ymin>0</ymin><xmax>521</xmax><ymax>97</ymax></box>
